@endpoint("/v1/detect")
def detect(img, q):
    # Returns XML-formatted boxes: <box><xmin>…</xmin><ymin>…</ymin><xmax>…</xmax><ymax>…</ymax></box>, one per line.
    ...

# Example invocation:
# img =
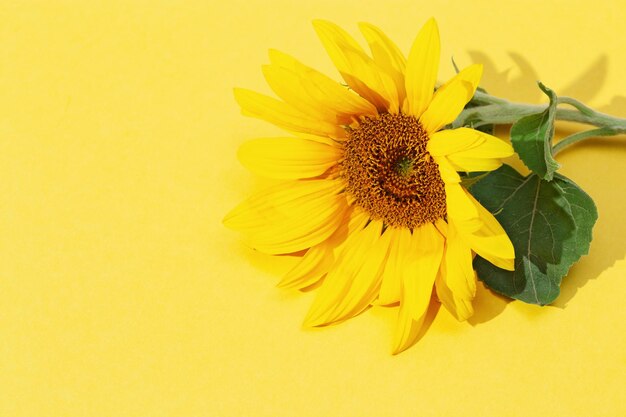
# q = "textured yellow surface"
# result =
<box><xmin>1</xmin><ymin>1</ymin><xmax>625</xmax><ymax>416</ymax></box>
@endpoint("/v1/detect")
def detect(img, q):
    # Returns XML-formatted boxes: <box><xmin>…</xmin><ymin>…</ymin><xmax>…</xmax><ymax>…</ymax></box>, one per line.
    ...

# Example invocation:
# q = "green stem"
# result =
<box><xmin>556</xmin><ymin>96</ymin><xmax>596</xmax><ymax>116</ymax></box>
<box><xmin>454</xmin><ymin>91</ymin><xmax>626</xmax><ymax>155</ymax></box>
<box><xmin>456</xmin><ymin>91</ymin><xmax>626</xmax><ymax>131</ymax></box>
<box><xmin>552</xmin><ymin>127</ymin><xmax>617</xmax><ymax>155</ymax></box>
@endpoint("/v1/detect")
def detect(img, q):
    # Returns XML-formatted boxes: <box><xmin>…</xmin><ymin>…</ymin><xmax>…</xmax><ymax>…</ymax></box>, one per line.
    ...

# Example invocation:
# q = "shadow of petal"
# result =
<box><xmin>467</xmin><ymin>50</ymin><xmax>540</xmax><ymax>102</ymax></box>
<box><xmin>468</xmin><ymin>280</ymin><xmax>511</xmax><ymax>326</ymax></box>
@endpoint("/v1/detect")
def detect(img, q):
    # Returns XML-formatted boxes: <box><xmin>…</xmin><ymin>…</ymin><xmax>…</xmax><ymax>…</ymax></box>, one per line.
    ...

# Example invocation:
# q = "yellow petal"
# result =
<box><xmin>445</xmin><ymin>182</ymin><xmax>479</xmax><ymax>227</ymax></box>
<box><xmin>342</xmin><ymin>49</ymin><xmax>400</xmax><ymax>112</ymax></box>
<box><xmin>312</xmin><ymin>20</ymin><xmax>398</xmax><ymax>112</ymax></box>
<box><xmin>392</xmin><ymin>223</ymin><xmax>444</xmax><ymax>354</ymax></box>
<box><xmin>304</xmin><ymin>220</ymin><xmax>385</xmax><ymax>326</ymax></box>
<box><xmin>290</xmin><ymin>131</ymin><xmax>338</xmax><ymax>146</ymax></box>
<box><xmin>445</xmin><ymin>128</ymin><xmax>513</xmax><ymax>159</ymax></box>
<box><xmin>420</xmin><ymin>64</ymin><xmax>483</xmax><ymax>134</ymax></box>
<box><xmin>434</xmin><ymin>267</ymin><xmax>455</xmax><ymax>314</ymax></box>
<box><xmin>277</xmin><ymin>243</ymin><xmax>334</xmax><ymax>289</ymax></box>
<box><xmin>435</xmin><ymin>271</ymin><xmax>474</xmax><ymax>322</ymax></box>
<box><xmin>433</xmin><ymin>131</ymin><xmax>509</xmax><ymax>183</ymax></box>
<box><xmin>479</xmin><ymin>253</ymin><xmax>514</xmax><ymax>271</ymax></box>
<box><xmin>452</xmin><ymin>192</ymin><xmax>515</xmax><ymax>270</ymax></box>
<box><xmin>262</xmin><ymin>65</ymin><xmax>338</xmax><ymax>122</ymax></box>
<box><xmin>325</xmin><ymin>225</ymin><xmax>394</xmax><ymax>323</ymax></box>
<box><xmin>433</xmin><ymin>155</ymin><xmax>461</xmax><ymax>183</ymax></box>
<box><xmin>434</xmin><ymin>218</ymin><xmax>448</xmax><ymax>237</ymax></box>
<box><xmin>443</xmin><ymin>223</ymin><xmax>476</xmax><ymax>301</ymax></box>
<box><xmin>427</xmin><ymin>128</ymin><xmax>486</xmax><ymax>157</ymax></box>
<box><xmin>428</xmin><ymin>128</ymin><xmax>513</xmax><ymax>172</ymax></box>
<box><xmin>358</xmin><ymin>22</ymin><xmax>407</xmax><ymax>111</ymax></box>
<box><xmin>238</xmin><ymin>137</ymin><xmax>342</xmax><ymax>179</ymax></box>
<box><xmin>233</xmin><ymin>88</ymin><xmax>346</xmax><ymax>139</ymax></box>
<box><xmin>278</xmin><ymin>207</ymin><xmax>364</xmax><ymax>289</ymax></box>
<box><xmin>267</xmin><ymin>50</ymin><xmax>378</xmax><ymax>121</ymax></box>
<box><xmin>223</xmin><ymin>180</ymin><xmax>348</xmax><ymax>254</ymax></box>
<box><xmin>403</xmin><ymin>18</ymin><xmax>440</xmax><ymax>117</ymax></box>
<box><xmin>376</xmin><ymin>227</ymin><xmax>412</xmax><ymax>306</ymax></box>
<box><xmin>328</xmin><ymin>206</ymin><xmax>370</xmax><ymax>247</ymax></box>
<box><xmin>405</xmin><ymin>224</ymin><xmax>445</xmax><ymax>320</ymax></box>
<box><xmin>447</xmin><ymin>156</ymin><xmax>503</xmax><ymax>172</ymax></box>
<box><xmin>393</xmin><ymin>294</ymin><xmax>426</xmax><ymax>355</ymax></box>
<box><xmin>454</xmin><ymin>297</ymin><xmax>474</xmax><ymax>321</ymax></box>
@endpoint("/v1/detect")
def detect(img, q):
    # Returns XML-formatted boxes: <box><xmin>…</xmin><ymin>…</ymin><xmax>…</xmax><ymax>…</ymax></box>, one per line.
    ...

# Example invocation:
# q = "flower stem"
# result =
<box><xmin>454</xmin><ymin>91</ymin><xmax>626</xmax><ymax>135</ymax></box>
<box><xmin>552</xmin><ymin>127</ymin><xmax>618</xmax><ymax>155</ymax></box>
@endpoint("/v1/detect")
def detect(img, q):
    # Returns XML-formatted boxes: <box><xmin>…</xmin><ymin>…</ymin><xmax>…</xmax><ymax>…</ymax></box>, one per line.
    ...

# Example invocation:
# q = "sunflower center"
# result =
<box><xmin>395</xmin><ymin>156</ymin><xmax>414</xmax><ymax>177</ymax></box>
<box><xmin>341</xmin><ymin>113</ymin><xmax>446</xmax><ymax>229</ymax></box>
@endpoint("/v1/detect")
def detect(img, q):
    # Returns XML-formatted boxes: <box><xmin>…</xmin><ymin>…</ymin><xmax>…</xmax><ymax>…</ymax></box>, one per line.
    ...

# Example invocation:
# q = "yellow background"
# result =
<box><xmin>1</xmin><ymin>1</ymin><xmax>625</xmax><ymax>416</ymax></box>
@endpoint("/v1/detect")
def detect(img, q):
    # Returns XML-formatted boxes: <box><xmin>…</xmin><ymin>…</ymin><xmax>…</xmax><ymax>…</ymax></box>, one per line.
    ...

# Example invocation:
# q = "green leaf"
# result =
<box><xmin>470</xmin><ymin>165</ymin><xmax>598</xmax><ymax>305</ymax></box>
<box><xmin>510</xmin><ymin>82</ymin><xmax>560</xmax><ymax>181</ymax></box>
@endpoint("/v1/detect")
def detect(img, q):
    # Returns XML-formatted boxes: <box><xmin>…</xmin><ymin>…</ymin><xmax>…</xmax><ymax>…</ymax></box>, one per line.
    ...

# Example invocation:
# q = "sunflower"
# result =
<box><xmin>224</xmin><ymin>19</ymin><xmax>515</xmax><ymax>354</ymax></box>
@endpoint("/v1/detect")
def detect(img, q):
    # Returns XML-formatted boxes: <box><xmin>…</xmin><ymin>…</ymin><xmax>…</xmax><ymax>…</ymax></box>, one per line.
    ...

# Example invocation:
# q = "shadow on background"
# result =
<box><xmin>550</xmin><ymin>129</ymin><xmax>626</xmax><ymax>308</ymax></box>
<box><xmin>468</xmin><ymin>281</ymin><xmax>511</xmax><ymax>326</ymax></box>
<box><xmin>468</xmin><ymin>51</ymin><xmax>614</xmax><ymax>105</ymax></box>
<box><xmin>468</xmin><ymin>50</ymin><xmax>543</xmax><ymax>102</ymax></box>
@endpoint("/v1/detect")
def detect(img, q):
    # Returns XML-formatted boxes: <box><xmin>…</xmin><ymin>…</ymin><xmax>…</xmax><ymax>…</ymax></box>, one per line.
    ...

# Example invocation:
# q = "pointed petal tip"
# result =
<box><xmin>465</xmin><ymin>63</ymin><xmax>484</xmax><ymax>82</ymax></box>
<box><xmin>303</xmin><ymin>300</ymin><xmax>348</xmax><ymax>328</ymax></box>
<box><xmin>500</xmin><ymin>257</ymin><xmax>515</xmax><ymax>271</ymax></box>
<box><xmin>267</xmin><ymin>48</ymin><xmax>285</xmax><ymax>63</ymax></box>
<box><xmin>234</xmin><ymin>144</ymin><xmax>246</xmax><ymax>165</ymax></box>
<box><xmin>425</xmin><ymin>17</ymin><xmax>438</xmax><ymax>27</ymax></box>
<box><xmin>260</xmin><ymin>64</ymin><xmax>271</xmax><ymax>75</ymax></box>
<box><xmin>301</xmin><ymin>319</ymin><xmax>315</xmax><ymax>329</ymax></box>
<box><xmin>405</xmin><ymin>17</ymin><xmax>441</xmax><ymax>118</ymax></box>
<box><xmin>302</xmin><ymin>304</ymin><xmax>325</xmax><ymax>327</ymax></box>
<box><xmin>276</xmin><ymin>278</ymin><xmax>313</xmax><ymax>290</ymax></box>
<box><xmin>275</xmin><ymin>278</ymin><xmax>292</xmax><ymax>289</ymax></box>
<box><xmin>456</xmin><ymin>309</ymin><xmax>473</xmax><ymax>322</ymax></box>
<box><xmin>221</xmin><ymin>209</ymin><xmax>237</xmax><ymax>229</ymax></box>
<box><xmin>311</xmin><ymin>19</ymin><xmax>333</xmax><ymax>31</ymax></box>
<box><xmin>493</xmin><ymin>235</ymin><xmax>516</xmax><ymax>265</ymax></box>
<box><xmin>390</xmin><ymin>337</ymin><xmax>404</xmax><ymax>354</ymax></box>
<box><xmin>232</xmin><ymin>88</ymin><xmax>249</xmax><ymax>109</ymax></box>
<box><xmin>302</xmin><ymin>314</ymin><xmax>325</xmax><ymax>328</ymax></box>
<box><xmin>221</xmin><ymin>199</ymin><xmax>252</xmax><ymax>231</ymax></box>
<box><xmin>356</xmin><ymin>21</ymin><xmax>377</xmax><ymax>32</ymax></box>
<box><xmin>421</xmin><ymin>17</ymin><xmax>439</xmax><ymax>37</ymax></box>
<box><xmin>391</xmin><ymin>340</ymin><xmax>413</xmax><ymax>355</ymax></box>
<box><xmin>390</xmin><ymin>347</ymin><xmax>402</xmax><ymax>356</ymax></box>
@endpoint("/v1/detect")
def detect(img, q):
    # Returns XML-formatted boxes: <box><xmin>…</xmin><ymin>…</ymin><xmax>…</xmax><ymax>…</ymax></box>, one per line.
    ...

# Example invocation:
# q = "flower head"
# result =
<box><xmin>224</xmin><ymin>19</ymin><xmax>515</xmax><ymax>354</ymax></box>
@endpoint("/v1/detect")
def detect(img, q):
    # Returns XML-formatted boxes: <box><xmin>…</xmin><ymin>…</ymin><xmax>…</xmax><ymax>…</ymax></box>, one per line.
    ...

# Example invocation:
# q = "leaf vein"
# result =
<box><xmin>526</xmin><ymin>178</ymin><xmax>542</xmax><ymax>304</ymax></box>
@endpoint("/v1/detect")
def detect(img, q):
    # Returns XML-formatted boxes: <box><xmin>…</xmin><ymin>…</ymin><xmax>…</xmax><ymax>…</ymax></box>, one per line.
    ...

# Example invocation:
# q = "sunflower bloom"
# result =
<box><xmin>224</xmin><ymin>19</ymin><xmax>515</xmax><ymax>354</ymax></box>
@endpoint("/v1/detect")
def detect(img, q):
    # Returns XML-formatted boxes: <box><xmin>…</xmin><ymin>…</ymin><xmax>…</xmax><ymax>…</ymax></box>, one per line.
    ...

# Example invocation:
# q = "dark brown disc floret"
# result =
<box><xmin>340</xmin><ymin>113</ymin><xmax>446</xmax><ymax>229</ymax></box>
